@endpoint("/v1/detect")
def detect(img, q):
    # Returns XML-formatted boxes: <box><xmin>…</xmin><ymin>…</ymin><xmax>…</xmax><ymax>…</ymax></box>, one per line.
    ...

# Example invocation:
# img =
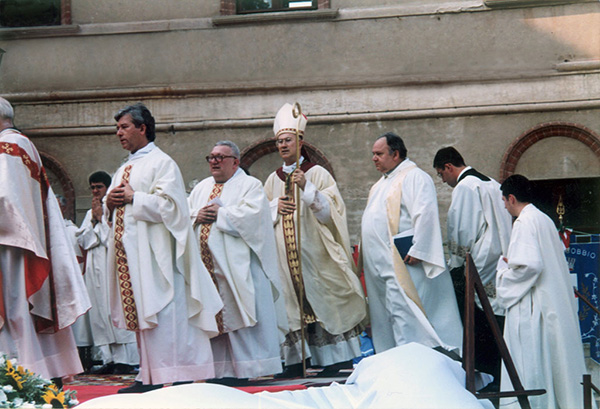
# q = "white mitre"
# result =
<box><xmin>273</xmin><ymin>103</ymin><xmax>308</xmax><ymax>138</ymax></box>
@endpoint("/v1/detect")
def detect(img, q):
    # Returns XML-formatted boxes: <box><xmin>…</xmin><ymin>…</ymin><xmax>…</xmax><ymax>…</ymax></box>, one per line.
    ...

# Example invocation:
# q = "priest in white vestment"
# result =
<box><xmin>361</xmin><ymin>133</ymin><xmax>462</xmax><ymax>354</ymax></box>
<box><xmin>497</xmin><ymin>174</ymin><xmax>588</xmax><ymax>409</ymax></box>
<box><xmin>76</xmin><ymin>171</ymin><xmax>139</xmax><ymax>374</ymax></box>
<box><xmin>433</xmin><ymin>146</ymin><xmax>512</xmax><ymax>389</ymax></box>
<box><xmin>0</xmin><ymin>97</ymin><xmax>91</xmax><ymax>382</ymax></box>
<box><xmin>188</xmin><ymin>141</ymin><xmax>285</xmax><ymax>383</ymax></box>
<box><xmin>264</xmin><ymin>103</ymin><xmax>366</xmax><ymax>377</ymax></box>
<box><xmin>105</xmin><ymin>103</ymin><xmax>223</xmax><ymax>393</ymax></box>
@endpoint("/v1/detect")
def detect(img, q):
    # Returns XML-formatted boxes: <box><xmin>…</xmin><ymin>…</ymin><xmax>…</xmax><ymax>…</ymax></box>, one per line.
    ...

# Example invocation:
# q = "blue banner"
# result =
<box><xmin>566</xmin><ymin>238</ymin><xmax>600</xmax><ymax>364</ymax></box>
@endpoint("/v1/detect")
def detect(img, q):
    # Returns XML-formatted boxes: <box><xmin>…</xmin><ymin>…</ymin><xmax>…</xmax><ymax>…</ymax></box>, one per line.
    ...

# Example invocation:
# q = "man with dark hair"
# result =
<box><xmin>188</xmin><ymin>141</ymin><xmax>285</xmax><ymax>385</ymax></box>
<box><xmin>497</xmin><ymin>174</ymin><xmax>587</xmax><ymax>409</ymax></box>
<box><xmin>433</xmin><ymin>146</ymin><xmax>512</xmax><ymax>391</ymax></box>
<box><xmin>76</xmin><ymin>170</ymin><xmax>139</xmax><ymax>375</ymax></box>
<box><xmin>105</xmin><ymin>103</ymin><xmax>223</xmax><ymax>393</ymax></box>
<box><xmin>361</xmin><ymin>133</ymin><xmax>462</xmax><ymax>354</ymax></box>
<box><xmin>264</xmin><ymin>103</ymin><xmax>366</xmax><ymax>378</ymax></box>
<box><xmin>0</xmin><ymin>96</ymin><xmax>90</xmax><ymax>384</ymax></box>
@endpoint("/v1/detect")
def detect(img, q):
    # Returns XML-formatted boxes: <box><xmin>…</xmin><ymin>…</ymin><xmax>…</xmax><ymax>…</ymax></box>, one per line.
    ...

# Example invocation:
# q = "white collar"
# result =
<box><xmin>282</xmin><ymin>156</ymin><xmax>305</xmax><ymax>174</ymax></box>
<box><xmin>128</xmin><ymin>142</ymin><xmax>156</xmax><ymax>161</ymax></box>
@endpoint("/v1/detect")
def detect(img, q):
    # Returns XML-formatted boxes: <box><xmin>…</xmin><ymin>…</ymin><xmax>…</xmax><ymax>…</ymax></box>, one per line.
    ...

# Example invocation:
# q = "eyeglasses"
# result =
<box><xmin>275</xmin><ymin>137</ymin><xmax>295</xmax><ymax>146</ymax></box>
<box><xmin>205</xmin><ymin>155</ymin><xmax>236</xmax><ymax>163</ymax></box>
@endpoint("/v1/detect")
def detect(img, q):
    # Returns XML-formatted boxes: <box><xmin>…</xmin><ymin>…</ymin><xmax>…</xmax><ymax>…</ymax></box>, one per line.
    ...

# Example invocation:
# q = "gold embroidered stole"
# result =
<box><xmin>367</xmin><ymin>165</ymin><xmax>426</xmax><ymax>314</ymax></box>
<box><xmin>114</xmin><ymin>165</ymin><xmax>139</xmax><ymax>330</ymax></box>
<box><xmin>199</xmin><ymin>183</ymin><xmax>225</xmax><ymax>334</ymax></box>
<box><xmin>282</xmin><ymin>173</ymin><xmax>316</xmax><ymax>325</ymax></box>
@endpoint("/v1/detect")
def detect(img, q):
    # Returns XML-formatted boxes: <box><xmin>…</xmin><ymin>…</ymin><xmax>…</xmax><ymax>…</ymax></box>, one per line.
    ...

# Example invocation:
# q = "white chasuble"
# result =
<box><xmin>0</xmin><ymin>128</ymin><xmax>90</xmax><ymax>378</ymax></box>
<box><xmin>188</xmin><ymin>168</ymin><xmax>284</xmax><ymax>378</ymax></box>
<box><xmin>105</xmin><ymin>144</ymin><xmax>223</xmax><ymax>384</ymax></box>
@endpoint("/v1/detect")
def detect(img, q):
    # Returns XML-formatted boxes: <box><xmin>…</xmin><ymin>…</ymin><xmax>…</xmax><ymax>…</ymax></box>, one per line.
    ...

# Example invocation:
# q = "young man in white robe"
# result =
<box><xmin>188</xmin><ymin>141</ymin><xmax>286</xmax><ymax>385</ymax></box>
<box><xmin>0</xmin><ymin>97</ymin><xmax>91</xmax><ymax>385</ymax></box>
<box><xmin>77</xmin><ymin>171</ymin><xmax>139</xmax><ymax>375</ymax></box>
<box><xmin>433</xmin><ymin>146</ymin><xmax>512</xmax><ymax>390</ymax></box>
<box><xmin>264</xmin><ymin>103</ymin><xmax>366</xmax><ymax>378</ymax></box>
<box><xmin>497</xmin><ymin>174</ymin><xmax>587</xmax><ymax>409</ymax></box>
<box><xmin>105</xmin><ymin>103</ymin><xmax>223</xmax><ymax>393</ymax></box>
<box><xmin>361</xmin><ymin>132</ymin><xmax>462</xmax><ymax>354</ymax></box>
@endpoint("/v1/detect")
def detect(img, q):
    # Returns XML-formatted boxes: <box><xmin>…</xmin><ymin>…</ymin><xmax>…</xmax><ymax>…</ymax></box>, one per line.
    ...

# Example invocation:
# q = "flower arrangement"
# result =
<box><xmin>0</xmin><ymin>355</ymin><xmax>78</xmax><ymax>408</ymax></box>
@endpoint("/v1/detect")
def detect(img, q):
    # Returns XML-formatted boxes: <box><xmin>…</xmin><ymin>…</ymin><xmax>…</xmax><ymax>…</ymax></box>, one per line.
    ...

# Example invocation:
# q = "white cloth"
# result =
<box><xmin>188</xmin><ymin>168</ymin><xmax>284</xmax><ymax>378</ymax></box>
<box><xmin>362</xmin><ymin>159</ymin><xmax>463</xmax><ymax>353</ymax></box>
<box><xmin>76</xmin><ymin>209</ymin><xmax>138</xmax><ymax>365</ymax></box>
<box><xmin>264</xmin><ymin>163</ymin><xmax>365</xmax><ymax>366</ymax></box>
<box><xmin>78</xmin><ymin>343</ymin><xmax>493</xmax><ymax>409</ymax></box>
<box><xmin>497</xmin><ymin>204</ymin><xmax>587</xmax><ymax>409</ymax></box>
<box><xmin>105</xmin><ymin>144</ymin><xmax>223</xmax><ymax>384</ymax></box>
<box><xmin>64</xmin><ymin>218</ymin><xmax>94</xmax><ymax>347</ymax></box>
<box><xmin>0</xmin><ymin>128</ymin><xmax>90</xmax><ymax>378</ymax></box>
<box><xmin>447</xmin><ymin>167</ymin><xmax>512</xmax><ymax>314</ymax></box>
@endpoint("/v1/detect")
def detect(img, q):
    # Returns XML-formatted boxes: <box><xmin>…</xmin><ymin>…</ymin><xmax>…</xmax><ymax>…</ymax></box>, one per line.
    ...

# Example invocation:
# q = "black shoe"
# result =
<box><xmin>172</xmin><ymin>381</ymin><xmax>194</xmax><ymax>386</ymax></box>
<box><xmin>112</xmin><ymin>363</ymin><xmax>137</xmax><ymax>375</ymax></box>
<box><xmin>205</xmin><ymin>377</ymin><xmax>249</xmax><ymax>387</ymax></box>
<box><xmin>117</xmin><ymin>381</ymin><xmax>163</xmax><ymax>394</ymax></box>
<box><xmin>91</xmin><ymin>362</ymin><xmax>116</xmax><ymax>375</ymax></box>
<box><xmin>51</xmin><ymin>377</ymin><xmax>63</xmax><ymax>389</ymax></box>
<box><xmin>315</xmin><ymin>360</ymin><xmax>352</xmax><ymax>378</ymax></box>
<box><xmin>274</xmin><ymin>363</ymin><xmax>304</xmax><ymax>379</ymax></box>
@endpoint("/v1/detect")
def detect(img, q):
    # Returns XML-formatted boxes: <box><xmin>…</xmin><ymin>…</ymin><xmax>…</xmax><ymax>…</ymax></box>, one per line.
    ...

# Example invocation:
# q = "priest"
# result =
<box><xmin>433</xmin><ymin>146</ymin><xmax>512</xmax><ymax>389</ymax></box>
<box><xmin>264</xmin><ymin>103</ymin><xmax>366</xmax><ymax>377</ymax></box>
<box><xmin>361</xmin><ymin>132</ymin><xmax>462</xmax><ymax>354</ymax></box>
<box><xmin>497</xmin><ymin>174</ymin><xmax>587</xmax><ymax>409</ymax></box>
<box><xmin>0</xmin><ymin>96</ymin><xmax>90</xmax><ymax>384</ymax></box>
<box><xmin>77</xmin><ymin>171</ymin><xmax>139</xmax><ymax>375</ymax></box>
<box><xmin>188</xmin><ymin>141</ymin><xmax>285</xmax><ymax>384</ymax></box>
<box><xmin>105</xmin><ymin>103</ymin><xmax>223</xmax><ymax>393</ymax></box>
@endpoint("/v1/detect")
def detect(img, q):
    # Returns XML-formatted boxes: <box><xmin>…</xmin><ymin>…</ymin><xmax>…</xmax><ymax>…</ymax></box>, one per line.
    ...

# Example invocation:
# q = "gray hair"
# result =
<box><xmin>215</xmin><ymin>140</ymin><xmax>240</xmax><ymax>159</ymax></box>
<box><xmin>0</xmin><ymin>97</ymin><xmax>14</xmax><ymax>121</ymax></box>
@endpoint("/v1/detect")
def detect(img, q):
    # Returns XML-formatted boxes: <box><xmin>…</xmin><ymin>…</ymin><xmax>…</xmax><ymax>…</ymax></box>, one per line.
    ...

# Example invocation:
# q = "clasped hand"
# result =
<box><xmin>106</xmin><ymin>181</ymin><xmax>134</xmax><ymax>212</ymax></box>
<box><xmin>195</xmin><ymin>203</ymin><xmax>220</xmax><ymax>225</ymax></box>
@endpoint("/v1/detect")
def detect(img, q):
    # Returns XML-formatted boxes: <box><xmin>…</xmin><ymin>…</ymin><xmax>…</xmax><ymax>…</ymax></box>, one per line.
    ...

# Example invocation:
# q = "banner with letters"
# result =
<box><xmin>566</xmin><ymin>236</ymin><xmax>600</xmax><ymax>364</ymax></box>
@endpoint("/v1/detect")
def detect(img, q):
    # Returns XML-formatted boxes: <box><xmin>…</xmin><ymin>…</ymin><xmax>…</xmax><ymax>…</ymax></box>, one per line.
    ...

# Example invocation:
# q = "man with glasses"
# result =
<box><xmin>188</xmin><ymin>141</ymin><xmax>285</xmax><ymax>385</ymax></box>
<box><xmin>433</xmin><ymin>147</ymin><xmax>512</xmax><ymax>393</ymax></box>
<box><xmin>264</xmin><ymin>103</ymin><xmax>366</xmax><ymax>378</ymax></box>
<box><xmin>76</xmin><ymin>171</ymin><xmax>139</xmax><ymax>375</ymax></box>
<box><xmin>105</xmin><ymin>103</ymin><xmax>223</xmax><ymax>393</ymax></box>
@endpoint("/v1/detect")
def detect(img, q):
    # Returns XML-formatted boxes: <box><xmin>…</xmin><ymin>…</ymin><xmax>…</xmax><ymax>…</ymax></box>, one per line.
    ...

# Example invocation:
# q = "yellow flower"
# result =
<box><xmin>5</xmin><ymin>359</ymin><xmax>24</xmax><ymax>389</ymax></box>
<box><xmin>42</xmin><ymin>384</ymin><xmax>66</xmax><ymax>408</ymax></box>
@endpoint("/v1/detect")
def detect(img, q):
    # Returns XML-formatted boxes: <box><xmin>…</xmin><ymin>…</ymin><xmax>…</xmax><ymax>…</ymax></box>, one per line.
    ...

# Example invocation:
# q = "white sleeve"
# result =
<box><xmin>301</xmin><ymin>180</ymin><xmax>332</xmax><ymax>224</ymax></box>
<box><xmin>496</xmin><ymin>219</ymin><xmax>542</xmax><ymax>309</ymax></box>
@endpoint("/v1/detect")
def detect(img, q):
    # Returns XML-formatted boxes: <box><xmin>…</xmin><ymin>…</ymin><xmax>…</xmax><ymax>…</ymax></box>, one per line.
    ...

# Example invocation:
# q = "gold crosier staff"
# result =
<box><xmin>291</xmin><ymin>102</ymin><xmax>307</xmax><ymax>378</ymax></box>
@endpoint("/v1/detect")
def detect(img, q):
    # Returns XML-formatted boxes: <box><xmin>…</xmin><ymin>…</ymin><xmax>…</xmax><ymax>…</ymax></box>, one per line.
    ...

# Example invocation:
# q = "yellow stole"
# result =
<box><xmin>367</xmin><ymin>164</ymin><xmax>425</xmax><ymax>314</ymax></box>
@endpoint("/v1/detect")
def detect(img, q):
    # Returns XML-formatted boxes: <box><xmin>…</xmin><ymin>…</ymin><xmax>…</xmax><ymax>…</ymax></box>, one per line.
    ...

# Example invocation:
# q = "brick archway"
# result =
<box><xmin>500</xmin><ymin>122</ymin><xmax>600</xmax><ymax>181</ymax></box>
<box><xmin>40</xmin><ymin>152</ymin><xmax>76</xmax><ymax>221</ymax></box>
<box><xmin>240</xmin><ymin>137</ymin><xmax>336</xmax><ymax>179</ymax></box>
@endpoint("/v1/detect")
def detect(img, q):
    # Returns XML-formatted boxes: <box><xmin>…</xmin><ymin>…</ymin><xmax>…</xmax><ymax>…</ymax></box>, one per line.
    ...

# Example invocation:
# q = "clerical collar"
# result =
<box><xmin>457</xmin><ymin>166</ymin><xmax>472</xmax><ymax>180</ymax></box>
<box><xmin>282</xmin><ymin>156</ymin><xmax>305</xmax><ymax>174</ymax></box>
<box><xmin>128</xmin><ymin>142</ymin><xmax>156</xmax><ymax>161</ymax></box>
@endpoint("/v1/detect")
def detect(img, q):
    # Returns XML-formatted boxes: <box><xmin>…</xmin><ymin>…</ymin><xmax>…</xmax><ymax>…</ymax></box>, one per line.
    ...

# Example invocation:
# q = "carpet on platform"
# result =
<box><xmin>64</xmin><ymin>371</ymin><xmax>355</xmax><ymax>404</ymax></box>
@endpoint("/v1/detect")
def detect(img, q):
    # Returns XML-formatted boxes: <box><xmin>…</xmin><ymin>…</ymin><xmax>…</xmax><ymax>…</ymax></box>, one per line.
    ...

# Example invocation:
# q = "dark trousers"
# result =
<box><xmin>450</xmin><ymin>266</ymin><xmax>505</xmax><ymax>387</ymax></box>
